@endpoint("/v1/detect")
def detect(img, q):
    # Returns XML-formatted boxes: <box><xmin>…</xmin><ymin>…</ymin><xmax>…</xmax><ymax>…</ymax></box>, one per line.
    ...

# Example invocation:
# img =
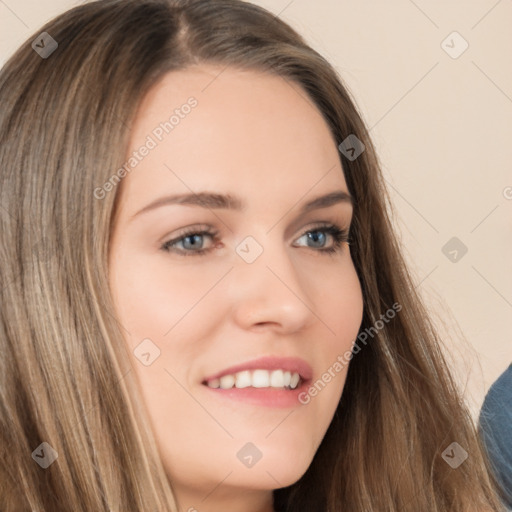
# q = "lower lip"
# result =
<box><xmin>201</xmin><ymin>381</ymin><xmax>310</xmax><ymax>408</ymax></box>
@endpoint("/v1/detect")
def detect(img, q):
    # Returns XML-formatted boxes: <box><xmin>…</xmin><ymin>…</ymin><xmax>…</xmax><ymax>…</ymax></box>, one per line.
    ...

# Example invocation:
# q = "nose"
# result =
<box><xmin>226</xmin><ymin>233</ymin><xmax>322</xmax><ymax>335</ymax></box>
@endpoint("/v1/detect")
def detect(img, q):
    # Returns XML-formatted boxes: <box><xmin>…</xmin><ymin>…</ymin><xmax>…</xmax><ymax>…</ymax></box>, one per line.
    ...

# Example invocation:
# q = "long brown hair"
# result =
<box><xmin>0</xmin><ymin>0</ymin><xmax>505</xmax><ymax>510</ymax></box>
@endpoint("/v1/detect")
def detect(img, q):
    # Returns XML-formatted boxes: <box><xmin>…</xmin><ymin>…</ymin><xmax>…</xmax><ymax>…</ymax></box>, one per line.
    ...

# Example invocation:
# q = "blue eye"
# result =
<box><xmin>294</xmin><ymin>225</ymin><xmax>350</xmax><ymax>254</ymax></box>
<box><xmin>161</xmin><ymin>228</ymin><xmax>218</xmax><ymax>257</ymax></box>
<box><xmin>160</xmin><ymin>223</ymin><xmax>351</xmax><ymax>257</ymax></box>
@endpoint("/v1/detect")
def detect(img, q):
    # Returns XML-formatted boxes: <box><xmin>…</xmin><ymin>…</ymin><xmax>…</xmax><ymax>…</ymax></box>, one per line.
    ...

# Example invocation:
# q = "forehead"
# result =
<box><xmin>121</xmin><ymin>65</ymin><xmax>348</xmax><ymax>211</ymax></box>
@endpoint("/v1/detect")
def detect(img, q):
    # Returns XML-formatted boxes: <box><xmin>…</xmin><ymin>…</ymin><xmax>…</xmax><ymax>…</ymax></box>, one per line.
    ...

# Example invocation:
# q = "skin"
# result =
<box><xmin>108</xmin><ymin>64</ymin><xmax>364</xmax><ymax>512</ymax></box>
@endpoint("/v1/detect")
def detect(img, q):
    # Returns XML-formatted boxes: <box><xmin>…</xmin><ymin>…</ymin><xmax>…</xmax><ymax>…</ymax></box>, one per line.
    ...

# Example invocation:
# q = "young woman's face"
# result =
<box><xmin>108</xmin><ymin>65</ymin><xmax>364</xmax><ymax>510</ymax></box>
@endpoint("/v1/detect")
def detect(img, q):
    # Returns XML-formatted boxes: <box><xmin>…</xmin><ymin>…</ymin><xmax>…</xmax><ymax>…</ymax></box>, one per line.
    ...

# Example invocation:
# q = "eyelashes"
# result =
<box><xmin>160</xmin><ymin>222</ymin><xmax>351</xmax><ymax>258</ymax></box>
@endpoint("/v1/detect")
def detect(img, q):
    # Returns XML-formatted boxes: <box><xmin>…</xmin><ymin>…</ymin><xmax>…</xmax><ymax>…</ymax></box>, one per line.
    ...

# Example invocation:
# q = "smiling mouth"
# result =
<box><xmin>202</xmin><ymin>369</ymin><xmax>303</xmax><ymax>390</ymax></box>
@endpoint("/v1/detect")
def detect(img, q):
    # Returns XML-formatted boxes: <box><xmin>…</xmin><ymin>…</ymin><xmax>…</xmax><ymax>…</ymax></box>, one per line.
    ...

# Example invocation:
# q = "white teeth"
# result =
<box><xmin>252</xmin><ymin>369</ymin><xmax>270</xmax><ymax>388</ymax></box>
<box><xmin>235</xmin><ymin>370</ymin><xmax>251</xmax><ymax>388</ymax></box>
<box><xmin>206</xmin><ymin>369</ymin><xmax>302</xmax><ymax>390</ymax></box>
<box><xmin>219</xmin><ymin>374</ymin><xmax>235</xmax><ymax>389</ymax></box>
<box><xmin>290</xmin><ymin>372</ymin><xmax>300</xmax><ymax>388</ymax></box>
<box><xmin>270</xmin><ymin>369</ymin><xmax>284</xmax><ymax>387</ymax></box>
<box><xmin>208</xmin><ymin>378</ymin><xmax>220</xmax><ymax>389</ymax></box>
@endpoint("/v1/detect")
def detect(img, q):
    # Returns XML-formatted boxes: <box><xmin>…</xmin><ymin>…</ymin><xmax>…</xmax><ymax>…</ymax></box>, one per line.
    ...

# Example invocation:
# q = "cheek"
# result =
<box><xmin>310</xmin><ymin>257</ymin><xmax>364</xmax><ymax>343</ymax></box>
<box><xmin>110</xmin><ymin>251</ymin><xmax>221</xmax><ymax>340</ymax></box>
<box><xmin>306</xmin><ymin>260</ymin><xmax>363</xmax><ymax>406</ymax></box>
<box><xmin>108</xmin><ymin>251</ymin><xmax>225</xmax><ymax>403</ymax></box>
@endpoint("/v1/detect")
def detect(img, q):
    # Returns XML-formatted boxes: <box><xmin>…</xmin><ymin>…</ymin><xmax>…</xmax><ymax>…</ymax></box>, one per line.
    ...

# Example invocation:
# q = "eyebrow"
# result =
<box><xmin>130</xmin><ymin>189</ymin><xmax>353</xmax><ymax>220</ymax></box>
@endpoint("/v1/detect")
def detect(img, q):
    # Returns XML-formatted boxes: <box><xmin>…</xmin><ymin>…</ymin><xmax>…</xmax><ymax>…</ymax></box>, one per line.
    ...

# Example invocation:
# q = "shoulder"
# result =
<box><xmin>480</xmin><ymin>363</ymin><xmax>512</xmax><ymax>417</ymax></box>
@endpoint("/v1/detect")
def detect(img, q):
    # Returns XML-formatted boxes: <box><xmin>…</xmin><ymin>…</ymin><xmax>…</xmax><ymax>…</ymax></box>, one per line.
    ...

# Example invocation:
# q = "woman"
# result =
<box><xmin>0</xmin><ymin>0</ymin><xmax>505</xmax><ymax>510</ymax></box>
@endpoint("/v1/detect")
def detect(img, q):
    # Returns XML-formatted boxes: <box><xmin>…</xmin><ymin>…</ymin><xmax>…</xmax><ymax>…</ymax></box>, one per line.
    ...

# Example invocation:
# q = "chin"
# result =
<box><xmin>230</xmin><ymin>445</ymin><xmax>314</xmax><ymax>490</ymax></box>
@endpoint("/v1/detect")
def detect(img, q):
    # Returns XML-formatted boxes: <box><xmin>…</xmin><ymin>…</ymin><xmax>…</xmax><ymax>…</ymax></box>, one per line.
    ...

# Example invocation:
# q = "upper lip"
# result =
<box><xmin>202</xmin><ymin>356</ymin><xmax>313</xmax><ymax>384</ymax></box>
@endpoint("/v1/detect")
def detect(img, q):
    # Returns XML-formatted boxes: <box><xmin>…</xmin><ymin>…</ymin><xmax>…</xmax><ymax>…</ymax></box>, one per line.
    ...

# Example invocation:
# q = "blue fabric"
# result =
<box><xmin>478</xmin><ymin>363</ymin><xmax>512</xmax><ymax>509</ymax></box>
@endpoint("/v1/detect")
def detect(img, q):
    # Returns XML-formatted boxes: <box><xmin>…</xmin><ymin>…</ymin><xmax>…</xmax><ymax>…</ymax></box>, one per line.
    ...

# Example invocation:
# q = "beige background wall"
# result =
<box><xmin>1</xmin><ymin>0</ymin><xmax>511</xmax><ymax>419</ymax></box>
